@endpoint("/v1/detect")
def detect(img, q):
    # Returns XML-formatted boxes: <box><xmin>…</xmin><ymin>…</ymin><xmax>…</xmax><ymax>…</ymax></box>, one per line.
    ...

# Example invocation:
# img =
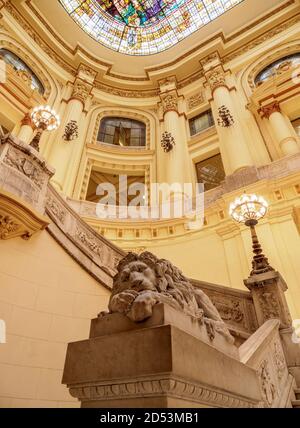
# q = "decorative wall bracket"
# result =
<box><xmin>63</xmin><ymin>120</ymin><xmax>79</xmax><ymax>142</ymax></box>
<box><xmin>161</xmin><ymin>131</ymin><xmax>176</xmax><ymax>153</ymax></box>
<box><xmin>217</xmin><ymin>105</ymin><xmax>234</xmax><ymax>127</ymax></box>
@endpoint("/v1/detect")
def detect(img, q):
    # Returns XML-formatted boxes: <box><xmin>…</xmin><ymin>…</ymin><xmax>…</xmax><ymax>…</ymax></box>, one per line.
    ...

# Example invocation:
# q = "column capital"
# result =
<box><xmin>69</xmin><ymin>78</ymin><xmax>93</xmax><ymax>106</ymax></box>
<box><xmin>259</xmin><ymin>101</ymin><xmax>281</xmax><ymax>119</ymax></box>
<box><xmin>160</xmin><ymin>90</ymin><xmax>180</xmax><ymax>115</ymax></box>
<box><xmin>21</xmin><ymin>113</ymin><xmax>35</xmax><ymax>130</ymax></box>
<box><xmin>204</xmin><ymin>65</ymin><xmax>228</xmax><ymax>95</ymax></box>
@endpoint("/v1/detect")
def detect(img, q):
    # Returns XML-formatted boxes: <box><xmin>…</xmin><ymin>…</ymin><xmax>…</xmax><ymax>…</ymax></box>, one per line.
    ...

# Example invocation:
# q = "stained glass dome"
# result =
<box><xmin>59</xmin><ymin>0</ymin><xmax>244</xmax><ymax>56</ymax></box>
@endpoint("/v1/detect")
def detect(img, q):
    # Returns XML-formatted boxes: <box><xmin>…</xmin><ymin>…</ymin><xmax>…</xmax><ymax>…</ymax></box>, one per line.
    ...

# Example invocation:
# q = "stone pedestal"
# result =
<box><xmin>244</xmin><ymin>270</ymin><xmax>292</xmax><ymax>329</ymax></box>
<box><xmin>0</xmin><ymin>134</ymin><xmax>54</xmax><ymax>239</ymax></box>
<box><xmin>62</xmin><ymin>304</ymin><xmax>262</xmax><ymax>408</ymax></box>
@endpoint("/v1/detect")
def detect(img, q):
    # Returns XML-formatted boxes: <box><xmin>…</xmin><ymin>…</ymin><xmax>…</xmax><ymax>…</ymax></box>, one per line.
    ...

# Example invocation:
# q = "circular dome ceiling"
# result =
<box><xmin>59</xmin><ymin>0</ymin><xmax>244</xmax><ymax>56</ymax></box>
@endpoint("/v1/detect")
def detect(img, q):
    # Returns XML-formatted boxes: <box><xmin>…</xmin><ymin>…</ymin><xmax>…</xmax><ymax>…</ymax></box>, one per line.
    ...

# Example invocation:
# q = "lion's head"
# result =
<box><xmin>112</xmin><ymin>251</ymin><xmax>191</xmax><ymax>296</ymax></box>
<box><xmin>109</xmin><ymin>251</ymin><xmax>234</xmax><ymax>344</ymax></box>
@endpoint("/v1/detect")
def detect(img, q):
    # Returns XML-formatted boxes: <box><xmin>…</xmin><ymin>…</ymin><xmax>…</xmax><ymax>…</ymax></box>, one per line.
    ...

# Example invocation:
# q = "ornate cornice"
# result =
<box><xmin>68</xmin><ymin>375</ymin><xmax>259</xmax><ymax>408</ymax></box>
<box><xmin>223</xmin><ymin>12</ymin><xmax>300</xmax><ymax>64</ymax></box>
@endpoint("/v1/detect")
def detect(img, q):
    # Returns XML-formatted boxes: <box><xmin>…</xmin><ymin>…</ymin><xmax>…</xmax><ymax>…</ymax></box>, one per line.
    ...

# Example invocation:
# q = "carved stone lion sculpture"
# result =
<box><xmin>105</xmin><ymin>252</ymin><xmax>234</xmax><ymax>344</ymax></box>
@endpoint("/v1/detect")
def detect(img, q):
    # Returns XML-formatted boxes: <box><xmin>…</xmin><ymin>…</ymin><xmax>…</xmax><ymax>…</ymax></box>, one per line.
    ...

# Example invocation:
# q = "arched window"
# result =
<box><xmin>255</xmin><ymin>53</ymin><xmax>300</xmax><ymax>86</ymax></box>
<box><xmin>0</xmin><ymin>48</ymin><xmax>45</xmax><ymax>95</ymax></box>
<box><xmin>98</xmin><ymin>117</ymin><xmax>146</xmax><ymax>147</ymax></box>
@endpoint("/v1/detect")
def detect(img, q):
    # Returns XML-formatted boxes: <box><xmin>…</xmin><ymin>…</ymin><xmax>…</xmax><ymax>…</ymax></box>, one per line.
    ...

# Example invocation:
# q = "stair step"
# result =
<box><xmin>292</xmin><ymin>399</ymin><xmax>300</xmax><ymax>408</ymax></box>
<box><xmin>295</xmin><ymin>389</ymin><xmax>300</xmax><ymax>399</ymax></box>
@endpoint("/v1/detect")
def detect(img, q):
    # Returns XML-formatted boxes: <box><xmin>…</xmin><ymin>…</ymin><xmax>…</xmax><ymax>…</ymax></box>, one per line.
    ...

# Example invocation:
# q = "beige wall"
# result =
<box><xmin>0</xmin><ymin>231</ymin><xmax>110</xmax><ymax>408</ymax></box>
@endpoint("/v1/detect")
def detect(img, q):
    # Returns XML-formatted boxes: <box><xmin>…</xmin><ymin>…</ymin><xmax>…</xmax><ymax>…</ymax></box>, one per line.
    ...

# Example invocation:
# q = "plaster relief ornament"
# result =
<box><xmin>105</xmin><ymin>251</ymin><xmax>234</xmax><ymax>343</ymax></box>
<box><xmin>0</xmin><ymin>214</ymin><xmax>20</xmax><ymax>239</ymax></box>
<box><xmin>63</xmin><ymin>120</ymin><xmax>79</xmax><ymax>141</ymax></box>
<box><xmin>161</xmin><ymin>131</ymin><xmax>175</xmax><ymax>153</ymax></box>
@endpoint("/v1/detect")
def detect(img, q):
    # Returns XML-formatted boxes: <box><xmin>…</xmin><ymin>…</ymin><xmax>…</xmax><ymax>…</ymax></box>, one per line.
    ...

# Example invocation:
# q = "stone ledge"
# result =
<box><xmin>63</xmin><ymin>320</ymin><xmax>262</xmax><ymax>408</ymax></box>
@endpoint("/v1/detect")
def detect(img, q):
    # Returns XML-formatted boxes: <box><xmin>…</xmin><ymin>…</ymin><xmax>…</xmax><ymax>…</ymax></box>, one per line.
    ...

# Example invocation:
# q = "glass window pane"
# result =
<box><xmin>189</xmin><ymin>110</ymin><xmax>214</xmax><ymax>136</ymax></box>
<box><xmin>98</xmin><ymin>117</ymin><xmax>146</xmax><ymax>147</ymax></box>
<box><xmin>195</xmin><ymin>154</ymin><xmax>225</xmax><ymax>192</ymax></box>
<box><xmin>0</xmin><ymin>48</ymin><xmax>45</xmax><ymax>94</ymax></box>
<box><xmin>255</xmin><ymin>53</ymin><xmax>300</xmax><ymax>86</ymax></box>
<box><xmin>59</xmin><ymin>0</ymin><xmax>244</xmax><ymax>55</ymax></box>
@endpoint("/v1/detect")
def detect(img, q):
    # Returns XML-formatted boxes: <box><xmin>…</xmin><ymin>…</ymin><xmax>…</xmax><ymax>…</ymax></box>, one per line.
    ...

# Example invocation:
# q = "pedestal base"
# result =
<box><xmin>63</xmin><ymin>304</ymin><xmax>262</xmax><ymax>408</ymax></box>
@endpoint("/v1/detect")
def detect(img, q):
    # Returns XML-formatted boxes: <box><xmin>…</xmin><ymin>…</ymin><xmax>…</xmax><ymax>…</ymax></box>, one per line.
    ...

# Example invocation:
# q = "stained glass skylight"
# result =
<box><xmin>59</xmin><ymin>0</ymin><xmax>244</xmax><ymax>56</ymax></box>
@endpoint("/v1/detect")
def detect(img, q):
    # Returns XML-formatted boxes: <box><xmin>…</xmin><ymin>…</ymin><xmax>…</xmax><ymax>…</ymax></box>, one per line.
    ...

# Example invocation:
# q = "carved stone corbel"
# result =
<box><xmin>0</xmin><ymin>190</ymin><xmax>49</xmax><ymax>240</ymax></box>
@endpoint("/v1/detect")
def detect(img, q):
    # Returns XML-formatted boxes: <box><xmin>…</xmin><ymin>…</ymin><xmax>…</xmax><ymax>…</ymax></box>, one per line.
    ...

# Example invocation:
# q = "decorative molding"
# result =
<box><xmin>273</xmin><ymin>340</ymin><xmax>286</xmax><ymax>382</ymax></box>
<box><xmin>205</xmin><ymin>66</ymin><xmax>227</xmax><ymax>94</ymax></box>
<box><xmin>194</xmin><ymin>280</ymin><xmax>258</xmax><ymax>335</ymax></box>
<box><xmin>258</xmin><ymin>290</ymin><xmax>281</xmax><ymax>320</ymax></box>
<box><xmin>1</xmin><ymin>0</ymin><xmax>298</xmax><ymax>97</ymax></box>
<box><xmin>160</xmin><ymin>91</ymin><xmax>179</xmax><ymax>115</ymax></box>
<box><xmin>0</xmin><ymin>189</ymin><xmax>49</xmax><ymax>240</ymax></box>
<box><xmin>259</xmin><ymin>101</ymin><xmax>281</xmax><ymax>119</ymax></box>
<box><xmin>187</xmin><ymin>92</ymin><xmax>205</xmax><ymax>110</ymax></box>
<box><xmin>68</xmin><ymin>375</ymin><xmax>259</xmax><ymax>408</ymax></box>
<box><xmin>0</xmin><ymin>213</ymin><xmax>19</xmax><ymax>239</ymax></box>
<box><xmin>0</xmin><ymin>36</ymin><xmax>51</xmax><ymax>99</ymax></box>
<box><xmin>223</xmin><ymin>12</ymin><xmax>300</xmax><ymax>65</ymax></box>
<box><xmin>21</xmin><ymin>113</ymin><xmax>35</xmax><ymax>129</ymax></box>
<box><xmin>3</xmin><ymin>146</ymin><xmax>45</xmax><ymax>189</ymax></box>
<box><xmin>70</xmin><ymin>79</ymin><xmax>92</xmax><ymax>105</ymax></box>
<box><xmin>0</xmin><ymin>134</ymin><xmax>54</xmax><ymax>213</ymax></box>
<box><xmin>247</xmin><ymin>42</ymin><xmax>300</xmax><ymax>90</ymax></box>
<box><xmin>46</xmin><ymin>185</ymin><xmax>125</xmax><ymax>288</ymax></box>
<box><xmin>258</xmin><ymin>359</ymin><xmax>276</xmax><ymax>407</ymax></box>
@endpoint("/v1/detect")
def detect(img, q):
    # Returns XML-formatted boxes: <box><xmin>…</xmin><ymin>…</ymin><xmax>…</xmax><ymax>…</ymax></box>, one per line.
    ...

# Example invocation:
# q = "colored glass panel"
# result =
<box><xmin>59</xmin><ymin>0</ymin><xmax>244</xmax><ymax>55</ymax></box>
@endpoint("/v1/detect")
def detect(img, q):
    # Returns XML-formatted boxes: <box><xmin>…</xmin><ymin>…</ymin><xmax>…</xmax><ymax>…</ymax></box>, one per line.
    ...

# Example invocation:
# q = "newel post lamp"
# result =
<box><xmin>229</xmin><ymin>193</ymin><xmax>274</xmax><ymax>276</ymax></box>
<box><xmin>229</xmin><ymin>193</ymin><xmax>292</xmax><ymax>328</ymax></box>
<box><xmin>30</xmin><ymin>105</ymin><xmax>60</xmax><ymax>151</ymax></box>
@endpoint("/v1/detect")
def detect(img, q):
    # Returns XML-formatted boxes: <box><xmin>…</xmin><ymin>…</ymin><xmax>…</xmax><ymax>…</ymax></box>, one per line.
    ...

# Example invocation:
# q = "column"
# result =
<box><xmin>158</xmin><ymin>78</ymin><xmax>194</xmax><ymax>194</ymax></box>
<box><xmin>18</xmin><ymin>113</ymin><xmax>35</xmax><ymax>144</ymax></box>
<box><xmin>203</xmin><ymin>60</ymin><xmax>254</xmax><ymax>175</ymax></box>
<box><xmin>260</xmin><ymin>101</ymin><xmax>299</xmax><ymax>156</ymax></box>
<box><xmin>48</xmin><ymin>66</ymin><xmax>95</xmax><ymax>195</ymax></box>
